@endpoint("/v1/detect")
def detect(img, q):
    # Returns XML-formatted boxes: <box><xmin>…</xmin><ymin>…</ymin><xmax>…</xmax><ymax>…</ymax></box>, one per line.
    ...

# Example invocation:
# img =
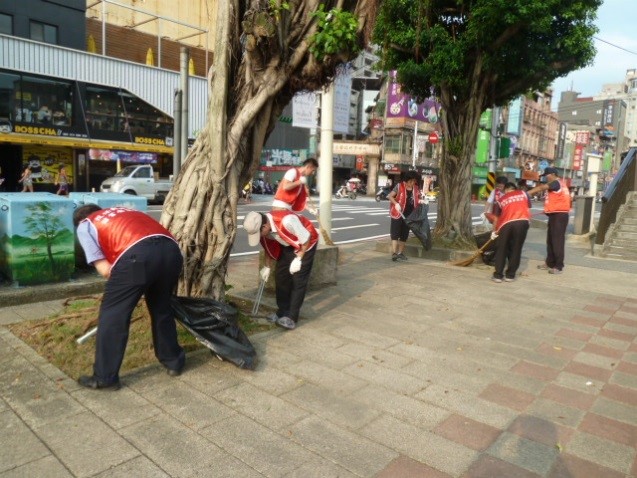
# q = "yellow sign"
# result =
<box><xmin>22</xmin><ymin>145</ymin><xmax>74</xmax><ymax>184</ymax></box>
<box><xmin>14</xmin><ymin>125</ymin><xmax>59</xmax><ymax>136</ymax></box>
<box><xmin>135</xmin><ymin>136</ymin><xmax>165</xmax><ymax>146</ymax></box>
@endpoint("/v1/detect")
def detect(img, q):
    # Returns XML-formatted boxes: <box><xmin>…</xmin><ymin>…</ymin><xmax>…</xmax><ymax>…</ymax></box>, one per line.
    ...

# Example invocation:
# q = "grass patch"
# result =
<box><xmin>8</xmin><ymin>295</ymin><xmax>275</xmax><ymax>380</ymax></box>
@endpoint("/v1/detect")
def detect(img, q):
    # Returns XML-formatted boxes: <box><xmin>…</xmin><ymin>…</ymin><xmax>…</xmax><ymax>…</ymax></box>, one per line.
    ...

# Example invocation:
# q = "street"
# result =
<box><xmin>148</xmin><ymin>195</ymin><xmax>553</xmax><ymax>257</ymax></box>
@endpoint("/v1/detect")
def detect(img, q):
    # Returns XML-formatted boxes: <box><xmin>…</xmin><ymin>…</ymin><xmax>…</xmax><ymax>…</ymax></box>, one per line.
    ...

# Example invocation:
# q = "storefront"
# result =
<box><xmin>0</xmin><ymin>69</ymin><xmax>174</xmax><ymax>192</ymax></box>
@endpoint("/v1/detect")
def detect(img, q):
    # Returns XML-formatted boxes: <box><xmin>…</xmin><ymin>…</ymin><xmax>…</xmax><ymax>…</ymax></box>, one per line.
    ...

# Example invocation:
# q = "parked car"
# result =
<box><xmin>100</xmin><ymin>165</ymin><xmax>173</xmax><ymax>203</ymax></box>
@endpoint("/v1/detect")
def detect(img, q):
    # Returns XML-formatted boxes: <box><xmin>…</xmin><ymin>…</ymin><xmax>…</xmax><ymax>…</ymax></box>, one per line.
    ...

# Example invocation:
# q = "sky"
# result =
<box><xmin>550</xmin><ymin>0</ymin><xmax>637</xmax><ymax>110</ymax></box>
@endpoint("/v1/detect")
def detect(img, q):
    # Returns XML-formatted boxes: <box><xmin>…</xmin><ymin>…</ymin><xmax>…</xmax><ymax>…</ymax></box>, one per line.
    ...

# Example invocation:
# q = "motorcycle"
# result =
<box><xmin>375</xmin><ymin>186</ymin><xmax>391</xmax><ymax>202</ymax></box>
<box><xmin>335</xmin><ymin>186</ymin><xmax>356</xmax><ymax>199</ymax></box>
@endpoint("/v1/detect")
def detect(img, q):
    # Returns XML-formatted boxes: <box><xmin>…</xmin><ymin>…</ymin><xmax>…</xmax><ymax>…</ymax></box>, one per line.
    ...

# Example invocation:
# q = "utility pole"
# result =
<box><xmin>412</xmin><ymin>121</ymin><xmax>419</xmax><ymax>168</ymax></box>
<box><xmin>318</xmin><ymin>85</ymin><xmax>334</xmax><ymax>245</ymax></box>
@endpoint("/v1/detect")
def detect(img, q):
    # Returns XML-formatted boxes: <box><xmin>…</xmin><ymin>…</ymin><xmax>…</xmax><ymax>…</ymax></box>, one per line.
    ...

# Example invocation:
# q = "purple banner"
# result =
<box><xmin>386</xmin><ymin>72</ymin><xmax>441</xmax><ymax>123</ymax></box>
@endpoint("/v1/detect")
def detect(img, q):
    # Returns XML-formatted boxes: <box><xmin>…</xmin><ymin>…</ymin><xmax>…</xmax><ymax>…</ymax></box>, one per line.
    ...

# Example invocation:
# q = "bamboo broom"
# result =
<box><xmin>451</xmin><ymin>237</ymin><xmax>494</xmax><ymax>267</ymax></box>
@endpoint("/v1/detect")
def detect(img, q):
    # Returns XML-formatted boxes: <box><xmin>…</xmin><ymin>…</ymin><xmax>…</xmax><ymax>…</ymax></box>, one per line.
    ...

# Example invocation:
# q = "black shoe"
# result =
<box><xmin>396</xmin><ymin>253</ymin><xmax>408</xmax><ymax>261</ymax></box>
<box><xmin>392</xmin><ymin>253</ymin><xmax>398</xmax><ymax>262</ymax></box>
<box><xmin>78</xmin><ymin>375</ymin><xmax>121</xmax><ymax>391</ymax></box>
<box><xmin>165</xmin><ymin>367</ymin><xmax>183</xmax><ymax>377</ymax></box>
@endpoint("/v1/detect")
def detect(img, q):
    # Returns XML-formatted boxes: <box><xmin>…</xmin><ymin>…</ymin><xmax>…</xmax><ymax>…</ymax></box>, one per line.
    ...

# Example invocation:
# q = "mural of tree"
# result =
<box><xmin>23</xmin><ymin>202</ymin><xmax>66</xmax><ymax>274</ymax></box>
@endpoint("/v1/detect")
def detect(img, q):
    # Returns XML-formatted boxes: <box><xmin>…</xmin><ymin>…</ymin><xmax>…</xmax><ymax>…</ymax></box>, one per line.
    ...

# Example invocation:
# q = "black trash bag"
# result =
<box><xmin>170</xmin><ymin>296</ymin><xmax>257</xmax><ymax>370</ymax></box>
<box><xmin>474</xmin><ymin>231</ymin><xmax>498</xmax><ymax>266</ymax></box>
<box><xmin>405</xmin><ymin>203</ymin><xmax>432</xmax><ymax>250</ymax></box>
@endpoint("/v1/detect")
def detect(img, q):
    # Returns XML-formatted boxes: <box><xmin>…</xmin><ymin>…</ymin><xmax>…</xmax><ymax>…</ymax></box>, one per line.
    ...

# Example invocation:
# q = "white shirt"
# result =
<box><xmin>266</xmin><ymin>213</ymin><xmax>310</xmax><ymax>247</ymax></box>
<box><xmin>272</xmin><ymin>167</ymin><xmax>300</xmax><ymax>210</ymax></box>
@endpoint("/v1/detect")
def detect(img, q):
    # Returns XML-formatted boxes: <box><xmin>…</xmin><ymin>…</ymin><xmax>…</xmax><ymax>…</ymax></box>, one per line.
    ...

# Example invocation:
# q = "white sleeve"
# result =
<box><xmin>281</xmin><ymin>214</ymin><xmax>310</xmax><ymax>244</ymax></box>
<box><xmin>486</xmin><ymin>190</ymin><xmax>496</xmax><ymax>203</ymax></box>
<box><xmin>283</xmin><ymin>168</ymin><xmax>297</xmax><ymax>181</ymax></box>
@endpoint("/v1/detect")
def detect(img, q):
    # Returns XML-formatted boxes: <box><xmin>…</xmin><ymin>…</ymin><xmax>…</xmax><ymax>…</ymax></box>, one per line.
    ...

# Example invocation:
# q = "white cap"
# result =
<box><xmin>243</xmin><ymin>211</ymin><xmax>263</xmax><ymax>247</ymax></box>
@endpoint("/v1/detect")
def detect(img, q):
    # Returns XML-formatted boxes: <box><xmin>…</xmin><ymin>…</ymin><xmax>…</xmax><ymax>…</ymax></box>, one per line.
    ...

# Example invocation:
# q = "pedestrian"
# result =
<box><xmin>388</xmin><ymin>170</ymin><xmax>420</xmax><ymax>261</ymax></box>
<box><xmin>483</xmin><ymin>176</ymin><xmax>508</xmax><ymax>224</ymax></box>
<box><xmin>73</xmin><ymin>205</ymin><xmax>185</xmax><ymax>390</ymax></box>
<box><xmin>490</xmin><ymin>182</ymin><xmax>531</xmax><ymax>283</ymax></box>
<box><xmin>55</xmin><ymin>165</ymin><xmax>69</xmax><ymax>195</ymax></box>
<box><xmin>19</xmin><ymin>166</ymin><xmax>33</xmax><ymax>192</ymax></box>
<box><xmin>272</xmin><ymin>158</ymin><xmax>319</xmax><ymax>214</ymax></box>
<box><xmin>527</xmin><ymin>167</ymin><xmax>572</xmax><ymax>274</ymax></box>
<box><xmin>243</xmin><ymin>210</ymin><xmax>318</xmax><ymax>330</ymax></box>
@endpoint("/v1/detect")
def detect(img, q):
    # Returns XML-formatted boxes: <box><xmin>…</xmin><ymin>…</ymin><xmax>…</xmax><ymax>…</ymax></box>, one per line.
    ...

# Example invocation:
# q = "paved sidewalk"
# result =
<box><xmin>1</xmin><ymin>228</ymin><xmax>636</xmax><ymax>477</ymax></box>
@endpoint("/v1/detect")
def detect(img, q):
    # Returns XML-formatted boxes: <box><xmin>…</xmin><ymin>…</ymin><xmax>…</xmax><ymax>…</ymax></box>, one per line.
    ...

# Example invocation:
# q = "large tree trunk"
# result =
<box><xmin>161</xmin><ymin>0</ymin><xmax>379</xmax><ymax>299</ymax></box>
<box><xmin>435</xmin><ymin>61</ymin><xmax>487</xmax><ymax>245</ymax></box>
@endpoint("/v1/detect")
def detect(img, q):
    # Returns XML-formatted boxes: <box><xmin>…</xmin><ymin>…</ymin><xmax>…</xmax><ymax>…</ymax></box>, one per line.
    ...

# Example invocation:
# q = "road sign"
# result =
<box><xmin>428</xmin><ymin>131</ymin><xmax>440</xmax><ymax>144</ymax></box>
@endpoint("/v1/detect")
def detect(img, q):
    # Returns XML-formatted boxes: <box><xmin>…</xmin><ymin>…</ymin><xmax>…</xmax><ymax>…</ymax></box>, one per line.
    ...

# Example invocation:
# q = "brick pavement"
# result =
<box><xmin>0</xmin><ymin>231</ymin><xmax>636</xmax><ymax>477</ymax></box>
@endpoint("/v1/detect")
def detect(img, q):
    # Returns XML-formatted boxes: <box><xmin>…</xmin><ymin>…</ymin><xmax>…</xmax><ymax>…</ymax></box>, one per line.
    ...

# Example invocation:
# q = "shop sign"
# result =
<box><xmin>23</xmin><ymin>145</ymin><xmax>74</xmax><ymax>183</ymax></box>
<box><xmin>88</xmin><ymin>149</ymin><xmax>157</xmax><ymax>164</ymax></box>
<box><xmin>260</xmin><ymin>148</ymin><xmax>308</xmax><ymax>166</ymax></box>
<box><xmin>386</xmin><ymin>71</ymin><xmax>442</xmax><ymax>123</ymax></box>
<box><xmin>11</xmin><ymin>122</ymin><xmax>88</xmax><ymax>139</ymax></box>
<box><xmin>333</xmin><ymin>141</ymin><xmax>380</xmax><ymax>156</ymax></box>
<box><xmin>383</xmin><ymin>163</ymin><xmax>401</xmax><ymax>173</ymax></box>
<box><xmin>134</xmin><ymin>136</ymin><xmax>166</xmax><ymax>146</ymax></box>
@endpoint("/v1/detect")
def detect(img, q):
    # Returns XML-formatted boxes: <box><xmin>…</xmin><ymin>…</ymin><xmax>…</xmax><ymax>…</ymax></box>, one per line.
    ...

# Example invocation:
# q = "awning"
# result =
<box><xmin>0</xmin><ymin>133</ymin><xmax>174</xmax><ymax>154</ymax></box>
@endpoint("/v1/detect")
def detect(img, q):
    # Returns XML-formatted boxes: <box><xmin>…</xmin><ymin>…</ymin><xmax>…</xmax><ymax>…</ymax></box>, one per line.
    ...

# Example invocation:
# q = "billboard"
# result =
<box><xmin>385</xmin><ymin>71</ymin><xmax>441</xmax><ymax>124</ymax></box>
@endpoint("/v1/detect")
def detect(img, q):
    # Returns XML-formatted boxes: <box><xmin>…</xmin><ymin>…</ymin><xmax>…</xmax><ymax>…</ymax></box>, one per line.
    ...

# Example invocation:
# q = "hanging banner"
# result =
<box><xmin>385</xmin><ymin>71</ymin><xmax>441</xmax><ymax>125</ymax></box>
<box><xmin>292</xmin><ymin>92</ymin><xmax>318</xmax><ymax>129</ymax></box>
<box><xmin>333</xmin><ymin>64</ymin><xmax>352</xmax><ymax>134</ymax></box>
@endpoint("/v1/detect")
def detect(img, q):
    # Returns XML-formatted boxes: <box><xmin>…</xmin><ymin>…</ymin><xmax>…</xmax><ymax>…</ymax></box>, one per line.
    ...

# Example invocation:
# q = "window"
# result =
<box><xmin>0</xmin><ymin>13</ymin><xmax>12</xmax><ymax>35</ymax></box>
<box><xmin>384</xmin><ymin>137</ymin><xmax>401</xmax><ymax>153</ymax></box>
<box><xmin>19</xmin><ymin>75</ymin><xmax>73</xmax><ymax>126</ymax></box>
<box><xmin>30</xmin><ymin>21</ymin><xmax>58</xmax><ymax>45</ymax></box>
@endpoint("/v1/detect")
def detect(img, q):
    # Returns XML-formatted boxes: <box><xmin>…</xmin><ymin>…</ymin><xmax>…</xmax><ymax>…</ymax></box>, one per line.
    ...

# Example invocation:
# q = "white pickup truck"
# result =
<box><xmin>100</xmin><ymin>165</ymin><xmax>173</xmax><ymax>203</ymax></box>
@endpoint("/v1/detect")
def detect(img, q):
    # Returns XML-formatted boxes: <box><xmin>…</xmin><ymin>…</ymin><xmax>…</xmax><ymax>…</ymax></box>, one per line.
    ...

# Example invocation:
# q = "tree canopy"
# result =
<box><xmin>373</xmin><ymin>0</ymin><xmax>601</xmax><ymax>241</ymax></box>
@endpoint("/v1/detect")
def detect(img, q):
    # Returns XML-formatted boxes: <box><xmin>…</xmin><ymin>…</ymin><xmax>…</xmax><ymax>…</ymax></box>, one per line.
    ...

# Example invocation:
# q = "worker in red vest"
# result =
<box><xmin>491</xmin><ymin>183</ymin><xmax>531</xmax><ymax>283</ymax></box>
<box><xmin>272</xmin><ymin>158</ymin><xmax>318</xmax><ymax>214</ymax></box>
<box><xmin>73</xmin><ymin>205</ymin><xmax>185</xmax><ymax>390</ymax></box>
<box><xmin>243</xmin><ymin>210</ymin><xmax>318</xmax><ymax>330</ymax></box>
<box><xmin>527</xmin><ymin>167</ymin><xmax>572</xmax><ymax>274</ymax></box>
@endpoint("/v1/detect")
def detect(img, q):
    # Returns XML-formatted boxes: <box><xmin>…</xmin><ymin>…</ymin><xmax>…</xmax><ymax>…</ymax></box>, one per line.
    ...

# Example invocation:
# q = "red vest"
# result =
<box><xmin>495</xmin><ymin>190</ymin><xmax>531</xmax><ymax>232</ymax></box>
<box><xmin>544</xmin><ymin>179</ymin><xmax>571</xmax><ymax>213</ymax></box>
<box><xmin>260</xmin><ymin>210</ymin><xmax>318</xmax><ymax>259</ymax></box>
<box><xmin>273</xmin><ymin>168</ymin><xmax>308</xmax><ymax>212</ymax></box>
<box><xmin>85</xmin><ymin>207</ymin><xmax>176</xmax><ymax>267</ymax></box>
<box><xmin>389</xmin><ymin>182</ymin><xmax>420</xmax><ymax>219</ymax></box>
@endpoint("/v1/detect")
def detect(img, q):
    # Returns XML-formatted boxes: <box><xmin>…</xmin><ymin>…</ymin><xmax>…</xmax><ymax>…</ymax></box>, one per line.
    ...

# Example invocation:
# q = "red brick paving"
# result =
<box><xmin>629</xmin><ymin>343</ymin><xmax>637</xmax><ymax>353</ymax></box>
<box><xmin>547</xmin><ymin>453</ymin><xmax>626</xmax><ymax>478</ymax></box>
<box><xmin>617</xmin><ymin>361</ymin><xmax>637</xmax><ymax>376</ymax></box>
<box><xmin>609</xmin><ymin>315</ymin><xmax>637</xmax><ymax>328</ymax></box>
<box><xmin>511</xmin><ymin>361</ymin><xmax>561</xmax><ymax>381</ymax></box>
<box><xmin>507</xmin><ymin>415</ymin><xmax>574</xmax><ymax>448</ymax></box>
<box><xmin>582</xmin><ymin>343</ymin><xmax>624</xmax><ymax>359</ymax></box>
<box><xmin>595</xmin><ymin>296</ymin><xmax>625</xmax><ymax>307</ymax></box>
<box><xmin>434</xmin><ymin>414</ymin><xmax>502</xmax><ymax>452</ymax></box>
<box><xmin>563</xmin><ymin>361</ymin><xmax>613</xmax><ymax>382</ymax></box>
<box><xmin>619</xmin><ymin>305</ymin><xmax>637</xmax><ymax>315</ymax></box>
<box><xmin>374</xmin><ymin>455</ymin><xmax>452</xmax><ymax>478</ymax></box>
<box><xmin>540</xmin><ymin>384</ymin><xmax>597</xmax><ymax>410</ymax></box>
<box><xmin>598</xmin><ymin>328</ymin><xmax>634</xmax><ymax>342</ymax></box>
<box><xmin>584</xmin><ymin>304</ymin><xmax>619</xmax><ymax>315</ymax></box>
<box><xmin>601</xmin><ymin>383</ymin><xmax>637</xmax><ymax>406</ymax></box>
<box><xmin>570</xmin><ymin>315</ymin><xmax>606</xmax><ymax>327</ymax></box>
<box><xmin>578</xmin><ymin>412</ymin><xmax>637</xmax><ymax>447</ymax></box>
<box><xmin>479</xmin><ymin>383</ymin><xmax>536</xmax><ymax>412</ymax></box>
<box><xmin>461</xmin><ymin>454</ymin><xmax>541</xmax><ymax>478</ymax></box>
<box><xmin>536</xmin><ymin>343</ymin><xmax>579</xmax><ymax>360</ymax></box>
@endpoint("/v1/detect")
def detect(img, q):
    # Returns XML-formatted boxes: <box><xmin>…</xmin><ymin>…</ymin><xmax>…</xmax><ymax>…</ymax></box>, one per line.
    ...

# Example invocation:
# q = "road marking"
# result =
<box><xmin>331</xmin><ymin>224</ymin><xmax>380</xmax><ymax>231</ymax></box>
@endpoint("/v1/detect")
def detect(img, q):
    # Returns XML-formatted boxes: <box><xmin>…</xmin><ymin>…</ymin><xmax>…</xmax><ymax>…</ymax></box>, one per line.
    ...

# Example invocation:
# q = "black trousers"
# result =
<box><xmin>275</xmin><ymin>245</ymin><xmax>316</xmax><ymax>322</ymax></box>
<box><xmin>94</xmin><ymin>237</ymin><xmax>184</xmax><ymax>384</ymax></box>
<box><xmin>493</xmin><ymin>221</ymin><xmax>529</xmax><ymax>280</ymax></box>
<box><xmin>546</xmin><ymin>212</ymin><xmax>569</xmax><ymax>271</ymax></box>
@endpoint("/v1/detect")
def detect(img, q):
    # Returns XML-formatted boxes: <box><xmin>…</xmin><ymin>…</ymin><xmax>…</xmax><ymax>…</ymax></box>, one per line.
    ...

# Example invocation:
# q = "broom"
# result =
<box><xmin>451</xmin><ymin>237</ymin><xmax>495</xmax><ymax>267</ymax></box>
<box><xmin>306</xmin><ymin>196</ymin><xmax>335</xmax><ymax>246</ymax></box>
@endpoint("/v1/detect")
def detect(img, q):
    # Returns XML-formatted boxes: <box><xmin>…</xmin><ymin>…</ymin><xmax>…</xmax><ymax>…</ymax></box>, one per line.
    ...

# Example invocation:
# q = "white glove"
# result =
<box><xmin>289</xmin><ymin>257</ymin><xmax>302</xmax><ymax>274</ymax></box>
<box><xmin>259</xmin><ymin>266</ymin><xmax>270</xmax><ymax>282</ymax></box>
<box><xmin>307</xmin><ymin>206</ymin><xmax>318</xmax><ymax>215</ymax></box>
<box><xmin>490</xmin><ymin>232</ymin><xmax>499</xmax><ymax>241</ymax></box>
<box><xmin>394</xmin><ymin>203</ymin><xmax>402</xmax><ymax>213</ymax></box>
<box><xmin>300</xmin><ymin>176</ymin><xmax>308</xmax><ymax>185</ymax></box>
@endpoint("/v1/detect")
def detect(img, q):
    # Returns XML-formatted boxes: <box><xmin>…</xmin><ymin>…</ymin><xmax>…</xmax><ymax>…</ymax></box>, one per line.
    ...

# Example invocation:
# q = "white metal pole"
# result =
<box><xmin>319</xmin><ymin>85</ymin><xmax>334</xmax><ymax>245</ymax></box>
<box><xmin>412</xmin><ymin>120</ymin><xmax>418</xmax><ymax>168</ymax></box>
<box><xmin>180</xmin><ymin>47</ymin><xmax>189</xmax><ymax>164</ymax></box>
